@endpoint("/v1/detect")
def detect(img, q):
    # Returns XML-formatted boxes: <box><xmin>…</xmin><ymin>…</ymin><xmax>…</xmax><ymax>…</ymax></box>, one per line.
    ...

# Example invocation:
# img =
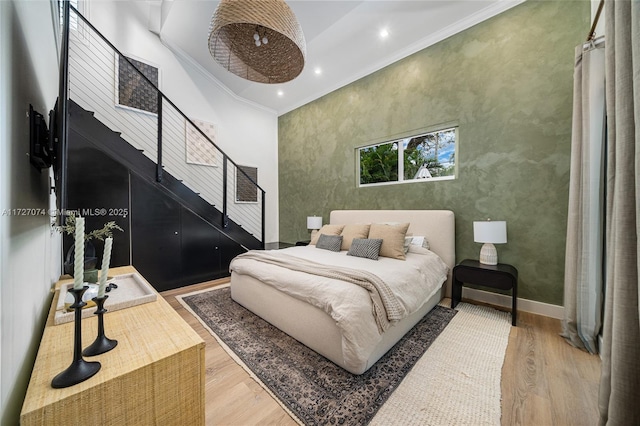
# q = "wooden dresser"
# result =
<box><xmin>20</xmin><ymin>266</ymin><xmax>205</xmax><ymax>425</ymax></box>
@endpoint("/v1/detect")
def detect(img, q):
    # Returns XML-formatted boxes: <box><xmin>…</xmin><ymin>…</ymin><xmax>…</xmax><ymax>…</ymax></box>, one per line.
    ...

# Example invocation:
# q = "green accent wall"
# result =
<box><xmin>278</xmin><ymin>0</ymin><xmax>590</xmax><ymax>305</ymax></box>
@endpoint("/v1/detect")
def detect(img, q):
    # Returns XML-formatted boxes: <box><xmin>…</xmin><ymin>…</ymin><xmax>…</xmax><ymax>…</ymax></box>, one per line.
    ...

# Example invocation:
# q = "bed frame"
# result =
<box><xmin>230</xmin><ymin>210</ymin><xmax>455</xmax><ymax>374</ymax></box>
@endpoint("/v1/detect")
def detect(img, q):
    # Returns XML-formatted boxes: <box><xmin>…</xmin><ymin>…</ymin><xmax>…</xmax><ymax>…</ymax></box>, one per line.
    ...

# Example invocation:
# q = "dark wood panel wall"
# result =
<box><xmin>65</xmin><ymin>131</ymin><xmax>246</xmax><ymax>291</ymax></box>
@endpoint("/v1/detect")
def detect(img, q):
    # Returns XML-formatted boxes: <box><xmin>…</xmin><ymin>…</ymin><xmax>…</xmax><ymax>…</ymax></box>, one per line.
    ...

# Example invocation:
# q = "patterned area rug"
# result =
<box><xmin>179</xmin><ymin>285</ymin><xmax>457</xmax><ymax>425</ymax></box>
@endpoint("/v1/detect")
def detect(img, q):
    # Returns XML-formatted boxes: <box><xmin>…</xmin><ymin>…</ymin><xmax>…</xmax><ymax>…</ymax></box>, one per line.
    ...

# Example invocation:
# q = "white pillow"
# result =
<box><xmin>403</xmin><ymin>236</ymin><xmax>430</xmax><ymax>253</ymax></box>
<box><xmin>403</xmin><ymin>236</ymin><xmax>412</xmax><ymax>253</ymax></box>
<box><xmin>410</xmin><ymin>236</ymin><xmax>430</xmax><ymax>250</ymax></box>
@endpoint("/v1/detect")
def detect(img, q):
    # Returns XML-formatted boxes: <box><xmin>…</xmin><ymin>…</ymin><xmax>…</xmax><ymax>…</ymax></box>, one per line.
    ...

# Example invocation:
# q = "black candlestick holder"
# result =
<box><xmin>83</xmin><ymin>295</ymin><xmax>118</xmax><ymax>356</ymax></box>
<box><xmin>51</xmin><ymin>285</ymin><xmax>101</xmax><ymax>388</ymax></box>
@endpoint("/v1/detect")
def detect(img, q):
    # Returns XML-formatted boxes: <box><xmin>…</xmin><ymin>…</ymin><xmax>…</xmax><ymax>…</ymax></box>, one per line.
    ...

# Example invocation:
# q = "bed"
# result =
<box><xmin>229</xmin><ymin>210</ymin><xmax>455</xmax><ymax>374</ymax></box>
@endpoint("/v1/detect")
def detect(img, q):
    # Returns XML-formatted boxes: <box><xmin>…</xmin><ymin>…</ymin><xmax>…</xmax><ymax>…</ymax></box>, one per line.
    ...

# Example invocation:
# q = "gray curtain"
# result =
<box><xmin>562</xmin><ymin>41</ymin><xmax>605</xmax><ymax>354</ymax></box>
<box><xmin>598</xmin><ymin>0</ymin><xmax>640</xmax><ymax>425</ymax></box>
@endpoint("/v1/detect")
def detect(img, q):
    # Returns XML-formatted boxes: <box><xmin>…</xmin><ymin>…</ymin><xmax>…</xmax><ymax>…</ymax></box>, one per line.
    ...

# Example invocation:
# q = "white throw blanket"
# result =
<box><xmin>229</xmin><ymin>246</ymin><xmax>449</xmax><ymax>370</ymax></box>
<box><xmin>232</xmin><ymin>251</ymin><xmax>403</xmax><ymax>332</ymax></box>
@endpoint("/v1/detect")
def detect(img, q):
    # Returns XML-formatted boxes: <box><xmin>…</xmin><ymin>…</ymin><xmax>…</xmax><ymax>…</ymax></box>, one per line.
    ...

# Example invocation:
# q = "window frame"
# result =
<box><xmin>356</xmin><ymin>125</ymin><xmax>458</xmax><ymax>188</ymax></box>
<box><xmin>57</xmin><ymin>0</ymin><xmax>90</xmax><ymax>44</ymax></box>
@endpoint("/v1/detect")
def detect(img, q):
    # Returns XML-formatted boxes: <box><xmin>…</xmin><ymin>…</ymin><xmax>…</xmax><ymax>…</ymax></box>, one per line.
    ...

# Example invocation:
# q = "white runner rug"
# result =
<box><xmin>370</xmin><ymin>302</ymin><xmax>512</xmax><ymax>425</ymax></box>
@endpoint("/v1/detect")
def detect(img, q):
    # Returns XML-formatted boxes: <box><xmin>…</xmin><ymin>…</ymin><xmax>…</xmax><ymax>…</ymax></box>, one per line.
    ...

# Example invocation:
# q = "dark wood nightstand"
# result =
<box><xmin>295</xmin><ymin>240</ymin><xmax>310</xmax><ymax>246</ymax></box>
<box><xmin>452</xmin><ymin>259</ymin><xmax>518</xmax><ymax>326</ymax></box>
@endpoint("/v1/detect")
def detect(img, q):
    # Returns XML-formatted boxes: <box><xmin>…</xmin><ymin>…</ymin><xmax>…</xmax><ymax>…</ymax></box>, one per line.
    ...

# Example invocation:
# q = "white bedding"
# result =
<box><xmin>229</xmin><ymin>245</ymin><xmax>449</xmax><ymax>369</ymax></box>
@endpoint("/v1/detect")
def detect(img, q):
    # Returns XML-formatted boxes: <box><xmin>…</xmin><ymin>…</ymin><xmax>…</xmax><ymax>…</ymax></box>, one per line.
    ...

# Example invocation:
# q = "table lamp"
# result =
<box><xmin>307</xmin><ymin>216</ymin><xmax>322</xmax><ymax>239</ymax></box>
<box><xmin>473</xmin><ymin>220</ymin><xmax>507</xmax><ymax>265</ymax></box>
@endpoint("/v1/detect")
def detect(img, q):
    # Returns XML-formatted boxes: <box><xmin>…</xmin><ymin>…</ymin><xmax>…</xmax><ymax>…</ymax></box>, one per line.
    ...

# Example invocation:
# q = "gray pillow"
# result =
<box><xmin>316</xmin><ymin>234</ymin><xmax>343</xmax><ymax>252</ymax></box>
<box><xmin>347</xmin><ymin>238</ymin><xmax>383</xmax><ymax>260</ymax></box>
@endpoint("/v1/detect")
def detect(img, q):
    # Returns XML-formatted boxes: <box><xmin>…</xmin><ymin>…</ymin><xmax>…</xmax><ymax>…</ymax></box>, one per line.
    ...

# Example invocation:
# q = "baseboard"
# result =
<box><xmin>461</xmin><ymin>287</ymin><xmax>564</xmax><ymax>319</ymax></box>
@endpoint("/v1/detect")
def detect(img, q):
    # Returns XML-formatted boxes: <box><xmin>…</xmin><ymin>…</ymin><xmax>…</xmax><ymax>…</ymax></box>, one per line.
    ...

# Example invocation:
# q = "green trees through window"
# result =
<box><xmin>359</xmin><ymin>127</ymin><xmax>456</xmax><ymax>186</ymax></box>
<box><xmin>359</xmin><ymin>142</ymin><xmax>399</xmax><ymax>184</ymax></box>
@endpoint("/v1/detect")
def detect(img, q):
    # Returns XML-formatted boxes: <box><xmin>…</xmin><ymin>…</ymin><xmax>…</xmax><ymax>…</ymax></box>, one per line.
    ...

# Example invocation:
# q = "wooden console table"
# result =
<box><xmin>20</xmin><ymin>266</ymin><xmax>205</xmax><ymax>425</ymax></box>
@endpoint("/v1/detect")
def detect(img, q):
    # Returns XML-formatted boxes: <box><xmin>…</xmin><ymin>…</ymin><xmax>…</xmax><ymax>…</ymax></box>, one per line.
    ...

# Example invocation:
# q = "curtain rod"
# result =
<box><xmin>587</xmin><ymin>0</ymin><xmax>605</xmax><ymax>42</ymax></box>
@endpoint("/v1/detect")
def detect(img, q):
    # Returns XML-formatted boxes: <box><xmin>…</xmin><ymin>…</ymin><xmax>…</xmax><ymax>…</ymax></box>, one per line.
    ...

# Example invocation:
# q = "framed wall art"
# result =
<box><xmin>236</xmin><ymin>165</ymin><xmax>258</xmax><ymax>203</ymax></box>
<box><xmin>186</xmin><ymin>119</ymin><xmax>218</xmax><ymax>167</ymax></box>
<box><xmin>115</xmin><ymin>54</ymin><xmax>160</xmax><ymax>115</ymax></box>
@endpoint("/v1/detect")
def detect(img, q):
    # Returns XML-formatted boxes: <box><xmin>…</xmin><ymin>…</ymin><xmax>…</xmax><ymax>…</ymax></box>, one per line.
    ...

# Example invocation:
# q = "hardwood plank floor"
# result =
<box><xmin>162</xmin><ymin>280</ymin><xmax>601</xmax><ymax>426</ymax></box>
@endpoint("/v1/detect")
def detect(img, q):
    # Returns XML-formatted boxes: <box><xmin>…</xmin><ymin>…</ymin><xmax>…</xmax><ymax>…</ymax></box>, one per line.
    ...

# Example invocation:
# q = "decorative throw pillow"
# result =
<box><xmin>403</xmin><ymin>236</ymin><xmax>413</xmax><ymax>254</ymax></box>
<box><xmin>347</xmin><ymin>238</ymin><xmax>383</xmax><ymax>260</ymax></box>
<box><xmin>340</xmin><ymin>224</ymin><xmax>371</xmax><ymax>251</ymax></box>
<box><xmin>316</xmin><ymin>234</ymin><xmax>343</xmax><ymax>252</ymax></box>
<box><xmin>368</xmin><ymin>223</ymin><xmax>410</xmax><ymax>260</ymax></box>
<box><xmin>310</xmin><ymin>224</ymin><xmax>345</xmax><ymax>245</ymax></box>
<box><xmin>410</xmin><ymin>236</ymin><xmax>430</xmax><ymax>250</ymax></box>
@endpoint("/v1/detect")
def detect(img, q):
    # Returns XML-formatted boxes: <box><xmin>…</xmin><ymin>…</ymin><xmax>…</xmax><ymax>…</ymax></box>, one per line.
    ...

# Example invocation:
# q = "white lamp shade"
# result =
<box><xmin>473</xmin><ymin>221</ymin><xmax>507</xmax><ymax>244</ymax></box>
<box><xmin>307</xmin><ymin>216</ymin><xmax>322</xmax><ymax>230</ymax></box>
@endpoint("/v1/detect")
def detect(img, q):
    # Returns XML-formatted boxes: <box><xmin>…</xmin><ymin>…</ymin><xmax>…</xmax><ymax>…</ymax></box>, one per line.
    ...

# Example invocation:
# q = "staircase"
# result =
<box><xmin>57</xmin><ymin>3</ymin><xmax>264</xmax><ymax>291</ymax></box>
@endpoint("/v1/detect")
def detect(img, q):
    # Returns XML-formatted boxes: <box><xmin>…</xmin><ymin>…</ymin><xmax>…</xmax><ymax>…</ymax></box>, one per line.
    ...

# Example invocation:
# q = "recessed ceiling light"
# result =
<box><xmin>277</xmin><ymin>90</ymin><xmax>284</xmax><ymax>97</ymax></box>
<box><xmin>314</xmin><ymin>67</ymin><xmax>322</xmax><ymax>75</ymax></box>
<box><xmin>379</xmin><ymin>28</ymin><xmax>389</xmax><ymax>39</ymax></box>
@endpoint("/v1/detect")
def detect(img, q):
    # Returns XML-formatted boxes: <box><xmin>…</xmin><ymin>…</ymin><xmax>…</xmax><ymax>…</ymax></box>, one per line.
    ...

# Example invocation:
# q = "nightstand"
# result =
<box><xmin>452</xmin><ymin>259</ymin><xmax>518</xmax><ymax>326</ymax></box>
<box><xmin>295</xmin><ymin>240</ymin><xmax>310</xmax><ymax>246</ymax></box>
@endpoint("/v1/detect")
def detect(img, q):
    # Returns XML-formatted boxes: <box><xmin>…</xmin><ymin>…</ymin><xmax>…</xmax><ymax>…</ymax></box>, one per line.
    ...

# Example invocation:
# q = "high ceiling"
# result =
<box><xmin>157</xmin><ymin>0</ymin><xmax>524</xmax><ymax>115</ymax></box>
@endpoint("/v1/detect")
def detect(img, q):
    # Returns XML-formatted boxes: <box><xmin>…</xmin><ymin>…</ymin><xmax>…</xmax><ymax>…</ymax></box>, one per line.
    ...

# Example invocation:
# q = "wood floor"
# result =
<box><xmin>162</xmin><ymin>279</ymin><xmax>601</xmax><ymax>426</ymax></box>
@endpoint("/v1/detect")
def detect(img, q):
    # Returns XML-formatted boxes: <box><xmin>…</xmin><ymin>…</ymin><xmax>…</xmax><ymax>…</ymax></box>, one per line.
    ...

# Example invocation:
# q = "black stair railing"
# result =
<box><xmin>56</xmin><ymin>0</ymin><xmax>71</xmax><ymax>216</ymax></box>
<box><xmin>57</xmin><ymin>3</ymin><xmax>265</xmax><ymax>245</ymax></box>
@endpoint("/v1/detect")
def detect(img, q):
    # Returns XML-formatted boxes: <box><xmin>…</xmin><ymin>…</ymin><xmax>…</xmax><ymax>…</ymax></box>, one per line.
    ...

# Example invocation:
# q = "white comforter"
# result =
<box><xmin>229</xmin><ymin>245</ymin><xmax>449</xmax><ymax>368</ymax></box>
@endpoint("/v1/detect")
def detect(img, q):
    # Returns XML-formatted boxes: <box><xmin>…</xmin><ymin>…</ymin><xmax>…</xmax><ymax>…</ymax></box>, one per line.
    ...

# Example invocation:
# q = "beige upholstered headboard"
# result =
<box><xmin>330</xmin><ymin>210</ymin><xmax>455</xmax><ymax>296</ymax></box>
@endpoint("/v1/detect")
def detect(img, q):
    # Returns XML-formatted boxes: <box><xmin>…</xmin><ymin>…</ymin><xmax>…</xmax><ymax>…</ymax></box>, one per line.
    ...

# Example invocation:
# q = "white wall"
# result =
<box><xmin>79</xmin><ymin>0</ymin><xmax>279</xmax><ymax>243</ymax></box>
<box><xmin>0</xmin><ymin>0</ymin><xmax>60</xmax><ymax>423</ymax></box>
<box><xmin>0</xmin><ymin>1</ymin><xmax>277</xmax><ymax>420</ymax></box>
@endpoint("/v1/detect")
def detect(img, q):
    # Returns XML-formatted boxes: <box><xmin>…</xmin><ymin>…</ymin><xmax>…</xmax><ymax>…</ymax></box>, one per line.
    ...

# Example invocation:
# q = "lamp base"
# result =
<box><xmin>479</xmin><ymin>243</ymin><xmax>498</xmax><ymax>265</ymax></box>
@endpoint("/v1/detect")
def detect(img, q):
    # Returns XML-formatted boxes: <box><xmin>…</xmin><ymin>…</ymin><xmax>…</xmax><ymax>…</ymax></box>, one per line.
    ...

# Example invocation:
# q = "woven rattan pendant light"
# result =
<box><xmin>208</xmin><ymin>0</ymin><xmax>306</xmax><ymax>84</ymax></box>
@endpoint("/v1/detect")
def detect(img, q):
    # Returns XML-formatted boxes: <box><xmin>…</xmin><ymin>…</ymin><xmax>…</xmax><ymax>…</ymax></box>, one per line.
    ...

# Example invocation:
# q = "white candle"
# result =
<box><xmin>98</xmin><ymin>237</ymin><xmax>113</xmax><ymax>298</ymax></box>
<box><xmin>73</xmin><ymin>217</ymin><xmax>85</xmax><ymax>290</ymax></box>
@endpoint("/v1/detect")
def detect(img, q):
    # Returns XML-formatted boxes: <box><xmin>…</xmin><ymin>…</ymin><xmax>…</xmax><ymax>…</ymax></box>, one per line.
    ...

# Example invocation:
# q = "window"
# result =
<box><xmin>59</xmin><ymin>0</ymin><xmax>89</xmax><ymax>41</ymax></box>
<box><xmin>358</xmin><ymin>127</ymin><xmax>457</xmax><ymax>186</ymax></box>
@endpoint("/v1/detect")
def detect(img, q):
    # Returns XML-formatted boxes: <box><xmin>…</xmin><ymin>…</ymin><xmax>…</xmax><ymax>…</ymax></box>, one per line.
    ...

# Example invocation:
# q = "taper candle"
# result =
<box><xmin>73</xmin><ymin>217</ymin><xmax>85</xmax><ymax>290</ymax></box>
<box><xmin>98</xmin><ymin>237</ymin><xmax>112</xmax><ymax>298</ymax></box>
